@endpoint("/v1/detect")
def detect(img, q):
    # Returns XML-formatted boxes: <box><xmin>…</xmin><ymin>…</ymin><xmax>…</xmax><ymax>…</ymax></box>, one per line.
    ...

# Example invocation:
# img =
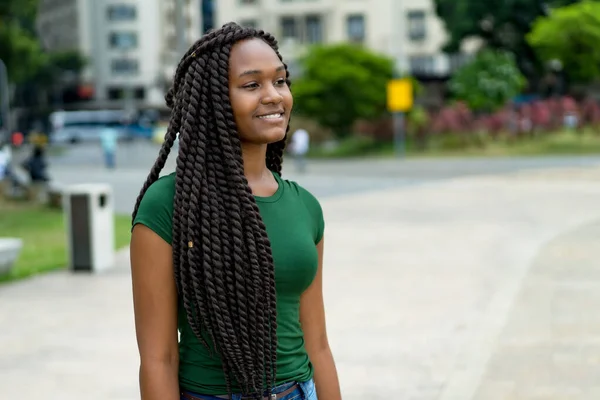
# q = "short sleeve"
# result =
<box><xmin>132</xmin><ymin>174</ymin><xmax>176</xmax><ymax>244</ymax></box>
<box><xmin>298</xmin><ymin>186</ymin><xmax>325</xmax><ymax>244</ymax></box>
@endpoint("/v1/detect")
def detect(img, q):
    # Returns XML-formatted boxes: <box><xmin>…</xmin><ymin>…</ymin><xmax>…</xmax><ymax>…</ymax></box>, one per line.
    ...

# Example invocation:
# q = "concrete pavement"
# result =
<box><xmin>2</xmin><ymin>164</ymin><xmax>600</xmax><ymax>399</ymax></box>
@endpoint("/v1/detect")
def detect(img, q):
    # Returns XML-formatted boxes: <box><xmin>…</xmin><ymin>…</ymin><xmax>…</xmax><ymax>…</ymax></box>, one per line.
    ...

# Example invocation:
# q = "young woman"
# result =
<box><xmin>129</xmin><ymin>22</ymin><xmax>341</xmax><ymax>400</ymax></box>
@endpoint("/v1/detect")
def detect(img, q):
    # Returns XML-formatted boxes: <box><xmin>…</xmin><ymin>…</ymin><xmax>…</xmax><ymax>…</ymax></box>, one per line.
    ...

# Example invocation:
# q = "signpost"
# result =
<box><xmin>386</xmin><ymin>78</ymin><xmax>413</xmax><ymax>158</ymax></box>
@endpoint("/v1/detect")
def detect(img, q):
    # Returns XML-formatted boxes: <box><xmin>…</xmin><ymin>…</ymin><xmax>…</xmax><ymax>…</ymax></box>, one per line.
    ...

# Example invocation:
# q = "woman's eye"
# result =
<box><xmin>244</xmin><ymin>83</ymin><xmax>259</xmax><ymax>89</ymax></box>
<box><xmin>275</xmin><ymin>79</ymin><xmax>286</xmax><ymax>86</ymax></box>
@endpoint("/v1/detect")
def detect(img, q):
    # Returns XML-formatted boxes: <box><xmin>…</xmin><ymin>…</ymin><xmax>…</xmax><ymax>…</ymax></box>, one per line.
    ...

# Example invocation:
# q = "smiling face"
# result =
<box><xmin>228</xmin><ymin>38</ymin><xmax>293</xmax><ymax>145</ymax></box>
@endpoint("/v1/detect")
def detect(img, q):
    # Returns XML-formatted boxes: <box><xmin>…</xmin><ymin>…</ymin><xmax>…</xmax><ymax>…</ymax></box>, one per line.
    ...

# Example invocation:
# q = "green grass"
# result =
<box><xmin>308</xmin><ymin>129</ymin><xmax>600</xmax><ymax>159</ymax></box>
<box><xmin>0</xmin><ymin>198</ymin><xmax>132</xmax><ymax>283</ymax></box>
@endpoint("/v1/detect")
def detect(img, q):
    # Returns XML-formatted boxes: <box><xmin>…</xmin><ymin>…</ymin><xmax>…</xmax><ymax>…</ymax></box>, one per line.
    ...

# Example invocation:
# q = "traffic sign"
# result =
<box><xmin>387</xmin><ymin>78</ymin><xmax>413</xmax><ymax>112</ymax></box>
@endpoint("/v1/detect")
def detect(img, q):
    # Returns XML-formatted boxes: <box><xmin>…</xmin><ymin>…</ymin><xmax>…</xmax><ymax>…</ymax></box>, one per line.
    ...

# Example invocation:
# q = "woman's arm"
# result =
<box><xmin>130</xmin><ymin>224</ymin><xmax>180</xmax><ymax>400</ymax></box>
<box><xmin>300</xmin><ymin>237</ymin><xmax>342</xmax><ymax>400</ymax></box>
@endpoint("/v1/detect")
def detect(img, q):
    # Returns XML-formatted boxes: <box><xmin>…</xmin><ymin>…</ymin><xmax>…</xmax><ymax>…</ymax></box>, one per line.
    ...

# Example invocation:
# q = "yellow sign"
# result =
<box><xmin>387</xmin><ymin>79</ymin><xmax>413</xmax><ymax>112</ymax></box>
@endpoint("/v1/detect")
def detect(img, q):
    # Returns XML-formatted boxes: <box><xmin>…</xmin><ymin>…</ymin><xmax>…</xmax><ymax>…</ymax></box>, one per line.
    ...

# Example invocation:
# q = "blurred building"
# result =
<box><xmin>37</xmin><ymin>0</ymin><xmax>205</xmax><ymax>110</ymax></box>
<box><xmin>215</xmin><ymin>0</ymin><xmax>477</xmax><ymax>82</ymax></box>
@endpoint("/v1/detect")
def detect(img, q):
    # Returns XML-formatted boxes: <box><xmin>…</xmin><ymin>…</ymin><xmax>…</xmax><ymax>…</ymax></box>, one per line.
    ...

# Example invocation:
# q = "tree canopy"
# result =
<box><xmin>527</xmin><ymin>0</ymin><xmax>600</xmax><ymax>83</ymax></box>
<box><xmin>0</xmin><ymin>0</ymin><xmax>45</xmax><ymax>83</ymax></box>
<box><xmin>292</xmin><ymin>44</ymin><xmax>394</xmax><ymax>138</ymax></box>
<box><xmin>449</xmin><ymin>49</ymin><xmax>526</xmax><ymax>111</ymax></box>
<box><xmin>0</xmin><ymin>0</ymin><xmax>86</xmax><ymax>85</ymax></box>
<box><xmin>433</xmin><ymin>0</ymin><xmax>580</xmax><ymax>78</ymax></box>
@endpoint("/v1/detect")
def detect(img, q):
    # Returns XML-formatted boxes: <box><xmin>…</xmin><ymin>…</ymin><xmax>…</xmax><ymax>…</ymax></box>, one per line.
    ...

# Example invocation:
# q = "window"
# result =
<box><xmin>111</xmin><ymin>59</ymin><xmax>139</xmax><ymax>75</ymax></box>
<box><xmin>107</xmin><ymin>4</ymin><xmax>137</xmax><ymax>21</ymax></box>
<box><xmin>240</xmin><ymin>19</ymin><xmax>258</xmax><ymax>29</ymax></box>
<box><xmin>202</xmin><ymin>0</ymin><xmax>215</xmax><ymax>32</ymax></box>
<box><xmin>107</xmin><ymin>86</ymin><xmax>145</xmax><ymax>100</ymax></box>
<box><xmin>107</xmin><ymin>87</ymin><xmax>124</xmax><ymax>100</ymax></box>
<box><xmin>409</xmin><ymin>55</ymin><xmax>435</xmax><ymax>75</ymax></box>
<box><xmin>280</xmin><ymin>17</ymin><xmax>298</xmax><ymax>40</ymax></box>
<box><xmin>407</xmin><ymin>10</ymin><xmax>426</xmax><ymax>40</ymax></box>
<box><xmin>346</xmin><ymin>14</ymin><xmax>365</xmax><ymax>43</ymax></box>
<box><xmin>109</xmin><ymin>32</ymin><xmax>138</xmax><ymax>49</ymax></box>
<box><xmin>449</xmin><ymin>53</ymin><xmax>472</xmax><ymax>72</ymax></box>
<box><xmin>133</xmin><ymin>87</ymin><xmax>145</xmax><ymax>100</ymax></box>
<box><xmin>305</xmin><ymin>15</ymin><xmax>323</xmax><ymax>44</ymax></box>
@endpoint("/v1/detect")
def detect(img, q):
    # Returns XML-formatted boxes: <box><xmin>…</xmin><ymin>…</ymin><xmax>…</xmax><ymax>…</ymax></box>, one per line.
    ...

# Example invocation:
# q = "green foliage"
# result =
<box><xmin>449</xmin><ymin>49</ymin><xmax>526</xmax><ymax>111</ymax></box>
<box><xmin>406</xmin><ymin>104</ymin><xmax>429</xmax><ymax>131</ymax></box>
<box><xmin>0</xmin><ymin>21</ymin><xmax>45</xmax><ymax>83</ymax></box>
<box><xmin>32</xmin><ymin>51</ymin><xmax>88</xmax><ymax>87</ymax></box>
<box><xmin>527</xmin><ymin>0</ymin><xmax>600</xmax><ymax>83</ymax></box>
<box><xmin>48</xmin><ymin>50</ymin><xmax>87</xmax><ymax>73</ymax></box>
<box><xmin>292</xmin><ymin>44</ymin><xmax>394</xmax><ymax>138</ymax></box>
<box><xmin>0</xmin><ymin>0</ymin><xmax>45</xmax><ymax>83</ymax></box>
<box><xmin>433</xmin><ymin>0</ymin><xmax>579</xmax><ymax>76</ymax></box>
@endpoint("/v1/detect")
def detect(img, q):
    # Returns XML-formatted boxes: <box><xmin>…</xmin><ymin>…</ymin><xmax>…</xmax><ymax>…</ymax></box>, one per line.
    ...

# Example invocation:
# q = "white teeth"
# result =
<box><xmin>258</xmin><ymin>113</ymin><xmax>282</xmax><ymax>119</ymax></box>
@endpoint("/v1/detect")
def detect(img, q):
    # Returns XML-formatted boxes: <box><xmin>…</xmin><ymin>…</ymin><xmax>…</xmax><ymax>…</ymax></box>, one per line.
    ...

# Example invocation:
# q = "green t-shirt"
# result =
<box><xmin>132</xmin><ymin>171</ymin><xmax>324</xmax><ymax>395</ymax></box>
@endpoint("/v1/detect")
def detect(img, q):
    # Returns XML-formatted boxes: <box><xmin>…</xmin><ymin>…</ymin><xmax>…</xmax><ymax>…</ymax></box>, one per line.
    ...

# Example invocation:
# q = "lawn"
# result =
<box><xmin>0</xmin><ymin>198</ymin><xmax>132</xmax><ymax>283</ymax></box>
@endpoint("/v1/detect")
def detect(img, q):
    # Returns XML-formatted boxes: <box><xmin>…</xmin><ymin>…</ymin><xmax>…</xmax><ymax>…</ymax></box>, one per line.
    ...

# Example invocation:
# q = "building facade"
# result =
<box><xmin>215</xmin><ymin>0</ymin><xmax>474</xmax><ymax>79</ymax></box>
<box><xmin>37</xmin><ymin>0</ymin><xmax>204</xmax><ymax>109</ymax></box>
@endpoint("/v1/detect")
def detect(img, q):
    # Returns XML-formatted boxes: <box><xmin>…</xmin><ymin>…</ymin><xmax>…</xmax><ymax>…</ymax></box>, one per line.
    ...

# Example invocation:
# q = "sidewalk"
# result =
<box><xmin>2</xmin><ymin>166</ymin><xmax>600</xmax><ymax>400</ymax></box>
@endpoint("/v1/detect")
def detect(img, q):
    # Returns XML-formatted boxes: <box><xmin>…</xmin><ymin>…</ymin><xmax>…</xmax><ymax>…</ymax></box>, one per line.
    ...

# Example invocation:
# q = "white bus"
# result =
<box><xmin>49</xmin><ymin>110</ymin><xmax>136</xmax><ymax>144</ymax></box>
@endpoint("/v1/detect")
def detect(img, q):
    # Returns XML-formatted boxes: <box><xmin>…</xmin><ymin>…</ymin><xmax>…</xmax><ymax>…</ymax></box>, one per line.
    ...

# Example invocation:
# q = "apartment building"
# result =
<box><xmin>37</xmin><ymin>0</ymin><xmax>204</xmax><ymax>109</ymax></box>
<box><xmin>215</xmin><ymin>0</ymin><xmax>474</xmax><ymax>79</ymax></box>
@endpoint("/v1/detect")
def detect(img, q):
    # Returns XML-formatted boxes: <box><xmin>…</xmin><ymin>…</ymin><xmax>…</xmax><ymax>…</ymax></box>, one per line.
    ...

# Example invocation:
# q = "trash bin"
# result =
<box><xmin>63</xmin><ymin>183</ymin><xmax>115</xmax><ymax>273</ymax></box>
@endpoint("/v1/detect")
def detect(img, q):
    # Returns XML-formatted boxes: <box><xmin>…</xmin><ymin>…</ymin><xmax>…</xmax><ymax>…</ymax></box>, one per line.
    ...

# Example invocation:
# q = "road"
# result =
<box><xmin>47</xmin><ymin>141</ymin><xmax>600</xmax><ymax>215</ymax></box>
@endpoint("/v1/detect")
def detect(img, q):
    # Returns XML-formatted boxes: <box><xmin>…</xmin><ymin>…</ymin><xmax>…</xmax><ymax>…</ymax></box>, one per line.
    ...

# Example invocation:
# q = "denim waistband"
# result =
<box><xmin>182</xmin><ymin>380</ymin><xmax>301</xmax><ymax>400</ymax></box>
<box><xmin>269</xmin><ymin>380</ymin><xmax>297</xmax><ymax>395</ymax></box>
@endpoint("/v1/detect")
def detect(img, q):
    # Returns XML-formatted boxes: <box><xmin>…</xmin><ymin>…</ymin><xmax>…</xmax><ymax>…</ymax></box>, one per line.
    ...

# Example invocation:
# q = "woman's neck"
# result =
<box><xmin>241</xmin><ymin>143</ymin><xmax>271</xmax><ymax>184</ymax></box>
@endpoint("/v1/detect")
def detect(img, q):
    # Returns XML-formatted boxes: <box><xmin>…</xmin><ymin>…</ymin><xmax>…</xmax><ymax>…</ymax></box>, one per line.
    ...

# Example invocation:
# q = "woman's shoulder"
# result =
<box><xmin>278</xmin><ymin>174</ymin><xmax>325</xmax><ymax>243</ymax></box>
<box><xmin>133</xmin><ymin>172</ymin><xmax>176</xmax><ymax>244</ymax></box>
<box><xmin>146</xmin><ymin>172</ymin><xmax>176</xmax><ymax>198</ymax></box>
<box><xmin>138</xmin><ymin>172</ymin><xmax>176</xmax><ymax>210</ymax></box>
<box><xmin>278</xmin><ymin>174</ymin><xmax>318</xmax><ymax>201</ymax></box>
<box><xmin>278</xmin><ymin>174</ymin><xmax>323</xmax><ymax>216</ymax></box>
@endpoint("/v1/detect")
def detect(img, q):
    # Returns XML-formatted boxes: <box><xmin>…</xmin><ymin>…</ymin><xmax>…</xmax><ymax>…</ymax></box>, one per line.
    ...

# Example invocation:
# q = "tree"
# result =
<box><xmin>1</xmin><ymin>0</ymin><xmax>87</xmax><ymax>108</ymax></box>
<box><xmin>0</xmin><ymin>0</ymin><xmax>46</xmax><ymax>84</ymax></box>
<box><xmin>527</xmin><ymin>0</ymin><xmax>600</xmax><ymax>83</ymax></box>
<box><xmin>292</xmin><ymin>44</ymin><xmax>394</xmax><ymax>138</ymax></box>
<box><xmin>32</xmin><ymin>50</ymin><xmax>87</xmax><ymax>86</ymax></box>
<box><xmin>449</xmin><ymin>49</ymin><xmax>526</xmax><ymax>112</ymax></box>
<box><xmin>433</xmin><ymin>0</ymin><xmax>580</xmax><ymax>79</ymax></box>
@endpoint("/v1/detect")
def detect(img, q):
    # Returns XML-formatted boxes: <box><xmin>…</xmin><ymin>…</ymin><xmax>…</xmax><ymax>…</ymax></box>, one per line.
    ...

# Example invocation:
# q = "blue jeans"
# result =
<box><xmin>104</xmin><ymin>150</ymin><xmax>115</xmax><ymax>169</ymax></box>
<box><xmin>180</xmin><ymin>379</ymin><xmax>317</xmax><ymax>400</ymax></box>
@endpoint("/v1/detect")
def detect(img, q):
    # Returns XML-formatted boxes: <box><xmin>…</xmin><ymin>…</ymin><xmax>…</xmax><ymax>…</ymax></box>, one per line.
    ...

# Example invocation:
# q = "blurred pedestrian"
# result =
<box><xmin>0</xmin><ymin>140</ymin><xmax>10</xmax><ymax>180</ymax></box>
<box><xmin>100</xmin><ymin>126</ymin><xmax>117</xmax><ymax>169</ymax></box>
<box><xmin>289</xmin><ymin>127</ymin><xmax>310</xmax><ymax>173</ymax></box>
<box><xmin>23</xmin><ymin>145</ymin><xmax>49</xmax><ymax>183</ymax></box>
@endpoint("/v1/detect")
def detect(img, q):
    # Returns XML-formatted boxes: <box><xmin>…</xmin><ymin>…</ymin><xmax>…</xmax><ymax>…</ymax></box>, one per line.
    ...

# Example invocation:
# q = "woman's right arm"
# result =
<box><xmin>130</xmin><ymin>224</ymin><xmax>180</xmax><ymax>400</ymax></box>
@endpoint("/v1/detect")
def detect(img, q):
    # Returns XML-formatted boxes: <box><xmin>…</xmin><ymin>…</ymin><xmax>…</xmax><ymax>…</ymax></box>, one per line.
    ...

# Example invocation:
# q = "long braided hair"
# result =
<box><xmin>132</xmin><ymin>22</ymin><xmax>290</xmax><ymax>398</ymax></box>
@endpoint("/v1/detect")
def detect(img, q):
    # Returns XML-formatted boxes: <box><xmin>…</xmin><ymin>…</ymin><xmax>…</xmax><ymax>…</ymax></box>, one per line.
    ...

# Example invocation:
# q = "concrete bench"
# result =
<box><xmin>47</xmin><ymin>182</ymin><xmax>65</xmax><ymax>209</ymax></box>
<box><xmin>0</xmin><ymin>238</ymin><xmax>23</xmax><ymax>276</ymax></box>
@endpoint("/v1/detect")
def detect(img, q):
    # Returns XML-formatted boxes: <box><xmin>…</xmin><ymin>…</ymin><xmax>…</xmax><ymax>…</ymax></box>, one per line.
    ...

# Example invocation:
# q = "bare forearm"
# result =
<box><xmin>311</xmin><ymin>348</ymin><xmax>342</xmax><ymax>400</ymax></box>
<box><xmin>139</xmin><ymin>360</ymin><xmax>180</xmax><ymax>400</ymax></box>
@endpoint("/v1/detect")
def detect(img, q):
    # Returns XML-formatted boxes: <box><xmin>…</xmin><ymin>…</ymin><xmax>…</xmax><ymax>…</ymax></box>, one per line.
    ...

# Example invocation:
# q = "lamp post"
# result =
<box><xmin>174</xmin><ymin>0</ymin><xmax>188</xmax><ymax>58</ymax></box>
<box><xmin>0</xmin><ymin>59</ymin><xmax>10</xmax><ymax>144</ymax></box>
<box><xmin>549</xmin><ymin>59</ymin><xmax>563</xmax><ymax>97</ymax></box>
<box><xmin>391</xmin><ymin>0</ymin><xmax>409</xmax><ymax>158</ymax></box>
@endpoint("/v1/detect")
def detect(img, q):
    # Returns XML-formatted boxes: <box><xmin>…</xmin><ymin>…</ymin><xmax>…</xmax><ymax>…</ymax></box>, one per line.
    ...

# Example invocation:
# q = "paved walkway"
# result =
<box><xmin>2</xmin><ymin>165</ymin><xmax>600</xmax><ymax>400</ymax></box>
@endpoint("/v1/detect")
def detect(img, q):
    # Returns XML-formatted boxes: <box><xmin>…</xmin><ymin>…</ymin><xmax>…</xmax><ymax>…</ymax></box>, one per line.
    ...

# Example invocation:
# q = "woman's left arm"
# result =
<box><xmin>300</xmin><ymin>237</ymin><xmax>342</xmax><ymax>400</ymax></box>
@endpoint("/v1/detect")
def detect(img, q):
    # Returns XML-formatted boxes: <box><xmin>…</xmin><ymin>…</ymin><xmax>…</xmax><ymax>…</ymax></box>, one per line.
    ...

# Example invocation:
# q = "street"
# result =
<box><xmin>47</xmin><ymin>141</ymin><xmax>600</xmax><ymax>214</ymax></box>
